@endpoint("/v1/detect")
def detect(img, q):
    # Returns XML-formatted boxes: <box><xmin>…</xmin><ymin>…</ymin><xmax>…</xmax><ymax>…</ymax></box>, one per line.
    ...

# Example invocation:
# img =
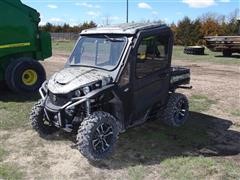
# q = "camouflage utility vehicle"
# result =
<box><xmin>30</xmin><ymin>23</ymin><xmax>191</xmax><ymax>161</ymax></box>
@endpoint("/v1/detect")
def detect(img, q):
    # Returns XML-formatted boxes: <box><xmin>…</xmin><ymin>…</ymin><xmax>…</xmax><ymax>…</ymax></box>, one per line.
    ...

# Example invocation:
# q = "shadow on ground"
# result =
<box><xmin>2</xmin><ymin>90</ymin><xmax>239</xmax><ymax>169</ymax></box>
<box><xmin>91</xmin><ymin>112</ymin><xmax>240</xmax><ymax>169</ymax></box>
<box><xmin>215</xmin><ymin>55</ymin><xmax>240</xmax><ymax>58</ymax></box>
<box><xmin>0</xmin><ymin>88</ymin><xmax>40</xmax><ymax>102</ymax></box>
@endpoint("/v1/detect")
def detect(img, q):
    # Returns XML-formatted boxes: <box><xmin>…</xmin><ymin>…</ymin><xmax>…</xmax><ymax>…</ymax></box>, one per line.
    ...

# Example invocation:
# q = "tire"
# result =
<box><xmin>184</xmin><ymin>46</ymin><xmax>205</xmax><ymax>55</ymax></box>
<box><xmin>77</xmin><ymin>111</ymin><xmax>119</xmax><ymax>161</ymax></box>
<box><xmin>5</xmin><ymin>59</ymin><xmax>20</xmax><ymax>91</ymax></box>
<box><xmin>223</xmin><ymin>50</ymin><xmax>232</xmax><ymax>57</ymax></box>
<box><xmin>5</xmin><ymin>58</ymin><xmax>46</xmax><ymax>93</ymax></box>
<box><xmin>30</xmin><ymin>99</ymin><xmax>58</xmax><ymax>137</ymax></box>
<box><xmin>161</xmin><ymin>93</ymin><xmax>189</xmax><ymax>127</ymax></box>
<box><xmin>0</xmin><ymin>81</ymin><xmax>7</xmax><ymax>91</ymax></box>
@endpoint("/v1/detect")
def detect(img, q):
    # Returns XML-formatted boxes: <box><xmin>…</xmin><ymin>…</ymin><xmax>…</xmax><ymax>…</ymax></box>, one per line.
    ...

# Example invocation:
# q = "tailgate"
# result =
<box><xmin>170</xmin><ymin>67</ymin><xmax>190</xmax><ymax>88</ymax></box>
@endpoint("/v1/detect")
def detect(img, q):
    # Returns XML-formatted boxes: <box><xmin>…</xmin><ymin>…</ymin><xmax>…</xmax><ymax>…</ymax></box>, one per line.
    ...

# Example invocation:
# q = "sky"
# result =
<box><xmin>21</xmin><ymin>0</ymin><xmax>239</xmax><ymax>26</ymax></box>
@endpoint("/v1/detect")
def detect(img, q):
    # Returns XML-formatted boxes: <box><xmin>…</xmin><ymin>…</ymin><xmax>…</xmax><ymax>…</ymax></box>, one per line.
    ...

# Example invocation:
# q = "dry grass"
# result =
<box><xmin>0</xmin><ymin>43</ymin><xmax>239</xmax><ymax>179</ymax></box>
<box><xmin>189</xmin><ymin>94</ymin><xmax>217</xmax><ymax>112</ymax></box>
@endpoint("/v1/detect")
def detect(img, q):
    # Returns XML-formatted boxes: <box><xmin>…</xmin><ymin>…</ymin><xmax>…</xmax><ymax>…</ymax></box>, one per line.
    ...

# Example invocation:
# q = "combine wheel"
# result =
<box><xmin>5</xmin><ymin>58</ymin><xmax>46</xmax><ymax>93</ymax></box>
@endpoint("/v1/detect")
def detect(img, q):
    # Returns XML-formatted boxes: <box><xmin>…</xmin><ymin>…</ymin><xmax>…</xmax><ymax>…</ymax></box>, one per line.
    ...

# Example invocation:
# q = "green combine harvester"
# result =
<box><xmin>0</xmin><ymin>0</ymin><xmax>52</xmax><ymax>93</ymax></box>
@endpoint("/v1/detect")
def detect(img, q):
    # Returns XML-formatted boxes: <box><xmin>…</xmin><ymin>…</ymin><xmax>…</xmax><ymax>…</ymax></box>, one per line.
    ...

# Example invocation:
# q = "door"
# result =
<box><xmin>132</xmin><ymin>30</ymin><xmax>172</xmax><ymax>119</ymax></box>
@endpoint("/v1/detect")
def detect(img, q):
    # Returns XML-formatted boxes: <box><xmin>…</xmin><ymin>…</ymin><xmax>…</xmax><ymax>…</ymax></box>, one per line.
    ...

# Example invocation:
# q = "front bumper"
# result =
<box><xmin>39</xmin><ymin>82</ymin><xmax>114</xmax><ymax>128</ymax></box>
<box><xmin>39</xmin><ymin>84</ymin><xmax>87</xmax><ymax>129</ymax></box>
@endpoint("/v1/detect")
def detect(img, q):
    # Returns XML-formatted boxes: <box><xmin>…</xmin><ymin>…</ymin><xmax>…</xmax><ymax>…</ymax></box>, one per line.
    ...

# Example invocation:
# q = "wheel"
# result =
<box><xmin>0</xmin><ymin>81</ymin><xmax>7</xmax><ymax>91</ymax></box>
<box><xmin>184</xmin><ymin>46</ymin><xmax>205</xmax><ymax>55</ymax></box>
<box><xmin>30</xmin><ymin>99</ymin><xmax>58</xmax><ymax>137</ymax></box>
<box><xmin>223</xmin><ymin>50</ymin><xmax>232</xmax><ymax>57</ymax></box>
<box><xmin>5</xmin><ymin>58</ymin><xmax>46</xmax><ymax>93</ymax></box>
<box><xmin>77</xmin><ymin>111</ymin><xmax>119</xmax><ymax>161</ymax></box>
<box><xmin>161</xmin><ymin>93</ymin><xmax>189</xmax><ymax>127</ymax></box>
<box><xmin>5</xmin><ymin>59</ymin><xmax>20</xmax><ymax>91</ymax></box>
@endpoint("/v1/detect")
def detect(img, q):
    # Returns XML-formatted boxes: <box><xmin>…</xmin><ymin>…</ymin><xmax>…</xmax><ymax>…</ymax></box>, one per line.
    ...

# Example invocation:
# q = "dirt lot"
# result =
<box><xmin>0</xmin><ymin>46</ymin><xmax>240</xmax><ymax>179</ymax></box>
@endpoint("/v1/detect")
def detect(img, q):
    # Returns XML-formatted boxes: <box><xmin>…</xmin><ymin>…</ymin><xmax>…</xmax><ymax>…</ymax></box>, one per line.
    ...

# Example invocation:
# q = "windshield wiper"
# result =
<box><xmin>104</xmin><ymin>35</ymin><xmax>125</xmax><ymax>42</ymax></box>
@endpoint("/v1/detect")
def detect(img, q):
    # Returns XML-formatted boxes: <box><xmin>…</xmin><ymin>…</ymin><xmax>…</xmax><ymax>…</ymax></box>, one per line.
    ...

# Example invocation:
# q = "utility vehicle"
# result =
<box><xmin>30</xmin><ymin>23</ymin><xmax>191</xmax><ymax>161</ymax></box>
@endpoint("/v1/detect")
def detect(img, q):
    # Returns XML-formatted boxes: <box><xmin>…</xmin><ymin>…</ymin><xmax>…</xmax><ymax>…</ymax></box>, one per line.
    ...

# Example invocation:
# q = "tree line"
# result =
<box><xmin>40</xmin><ymin>21</ymin><xmax>97</xmax><ymax>33</ymax></box>
<box><xmin>40</xmin><ymin>9</ymin><xmax>239</xmax><ymax>46</ymax></box>
<box><xmin>171</xmin><ymin>9</ymin><xmax>239</xmax><ymax>45</ymax></box>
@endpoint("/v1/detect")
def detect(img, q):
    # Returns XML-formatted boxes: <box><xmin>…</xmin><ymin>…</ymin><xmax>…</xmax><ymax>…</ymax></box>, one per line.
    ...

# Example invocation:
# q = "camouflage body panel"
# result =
<box><xmin>47</xmin><ymin>67</ymin><xmax>112</xmax><ymax>94</ymax></box>
<box><xmin>170</xmin><ymin>73</ymin><xmax>190</xmax><ymax>84</ymax></box>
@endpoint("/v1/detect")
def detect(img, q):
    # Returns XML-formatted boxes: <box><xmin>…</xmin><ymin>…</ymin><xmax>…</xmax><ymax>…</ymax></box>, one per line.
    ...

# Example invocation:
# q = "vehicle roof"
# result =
<box><xmin>81</xmin><ymin>23</ymin><xmax>168</xmax><ymax>35</ymax></box>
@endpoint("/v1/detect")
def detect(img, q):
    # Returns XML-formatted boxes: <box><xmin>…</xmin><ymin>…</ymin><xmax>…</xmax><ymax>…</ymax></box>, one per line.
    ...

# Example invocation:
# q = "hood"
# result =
<box><xmin>47</xmin><ymin>67</ymin><xmax>112</xmax><ymax>94</ymax></box>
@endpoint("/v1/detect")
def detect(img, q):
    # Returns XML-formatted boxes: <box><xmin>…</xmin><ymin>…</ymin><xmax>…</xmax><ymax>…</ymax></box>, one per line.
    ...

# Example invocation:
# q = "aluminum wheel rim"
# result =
<box><xmin>174</xmin><ymin>99</ymin><xmax>187</xmax><ymax>124</ymax></box>
<box><xmin>92</xmin><ymin>123</ymin><xmax>113</xmax><ymax>154</ymax></box>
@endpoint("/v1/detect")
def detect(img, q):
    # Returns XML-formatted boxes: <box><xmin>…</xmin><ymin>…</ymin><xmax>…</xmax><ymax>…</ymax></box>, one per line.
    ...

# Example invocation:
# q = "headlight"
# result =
<box><xmin>74</xmin><ymin>89</ymin><xmax>81</xmax><ymax>97</ymax></box>
<box><xmin>95</xmin><ymin>82</ymin><xmax>101</xmax><ymax>88</ymax></box>
<box><xmin>83</xmin><ymin>86</ymin><xmax>91</xmax><ymax>95</ymax></box>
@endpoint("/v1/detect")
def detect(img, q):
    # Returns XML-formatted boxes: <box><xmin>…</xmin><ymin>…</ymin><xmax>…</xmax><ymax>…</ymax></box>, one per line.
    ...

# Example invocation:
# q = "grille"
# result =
<box><xmin>48</xmin><ymin>92</ymin><xmax>70</xmax><ymax>106</ymax></box>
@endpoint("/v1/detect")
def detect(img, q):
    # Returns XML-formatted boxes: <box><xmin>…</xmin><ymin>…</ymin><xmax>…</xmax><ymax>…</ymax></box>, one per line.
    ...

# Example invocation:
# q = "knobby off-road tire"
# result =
<box><xmin>161</xmin><ymin>93</ymin><xmax>189</xmax><ymax>127</ymax></box>
<box><xmin>77</xmin><ymin>111</ymin><xmax>119</xmax><ymax>161</ymax></box>
<box><xmin>30</xmin><ymin>99</ymin><xmax>58</xmax><ymax>137</ymax></box>
<box><xmin>184</xmin><ymin>46</ymin><xmax>205</xmax><ymax>55</ymax></box>
<box><xmin>5</xmin><ymin>58</ymin><xmax>46</xmax><ymax>93</ymax></box>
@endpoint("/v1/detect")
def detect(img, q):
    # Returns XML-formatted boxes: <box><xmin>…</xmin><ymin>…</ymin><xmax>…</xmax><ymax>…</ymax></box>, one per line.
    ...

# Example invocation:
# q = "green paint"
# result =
<box><xmin>0</xmin><ymin>0</ymin><xmax>52</xmax><ymax>81</ymax></box>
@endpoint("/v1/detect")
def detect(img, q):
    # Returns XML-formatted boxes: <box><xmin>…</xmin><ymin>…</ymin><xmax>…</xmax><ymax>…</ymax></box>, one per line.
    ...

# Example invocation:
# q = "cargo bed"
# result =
<box><xmin>170</xmin><ymin>67</ymin><xmax>190</xmax><ymax>89</ymax></box>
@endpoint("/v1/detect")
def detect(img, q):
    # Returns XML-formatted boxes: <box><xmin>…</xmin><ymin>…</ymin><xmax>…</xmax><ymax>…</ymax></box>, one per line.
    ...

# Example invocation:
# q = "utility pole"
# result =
<box><xmin>126</xmin><ymin>0</ymin><xmax>129</xmax><ymax>23</ymax></box>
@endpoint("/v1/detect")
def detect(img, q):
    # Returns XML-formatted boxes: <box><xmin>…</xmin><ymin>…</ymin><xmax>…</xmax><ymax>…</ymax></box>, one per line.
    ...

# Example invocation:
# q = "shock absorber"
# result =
<box><xmin>85</xmin><ymin>99</ymin><xmax>91</xmax><ymax>116</ymax></box>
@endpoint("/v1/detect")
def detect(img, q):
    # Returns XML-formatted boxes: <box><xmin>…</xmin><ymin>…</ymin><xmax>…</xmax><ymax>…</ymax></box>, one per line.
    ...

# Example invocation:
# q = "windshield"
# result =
<box><xmin>68</xmin><ymin>35</ymin><xmax>127</xmax><ymax>70</ymax></box>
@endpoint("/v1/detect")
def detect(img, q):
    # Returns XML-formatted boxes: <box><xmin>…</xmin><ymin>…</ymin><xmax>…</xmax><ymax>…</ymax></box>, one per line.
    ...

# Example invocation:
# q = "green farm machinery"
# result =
<box><xmin>0</xmin><ymin>0</ymin><xmax>52</xmax><ymax>93</ymax></box>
